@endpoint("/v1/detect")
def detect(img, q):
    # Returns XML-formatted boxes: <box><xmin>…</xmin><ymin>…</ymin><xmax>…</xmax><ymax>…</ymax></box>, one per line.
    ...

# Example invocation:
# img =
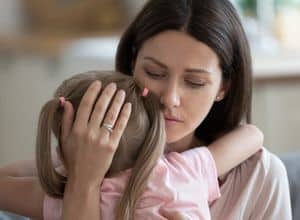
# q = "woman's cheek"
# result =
<box><xmin>133</xmin><ymin>72</ymin><xmax>147</xmax><ymax>89</ymax></box>
<box><xmin>190</xmin><ymin>94</ymin><xmax>215</xmax><ymax>118</ymax></box>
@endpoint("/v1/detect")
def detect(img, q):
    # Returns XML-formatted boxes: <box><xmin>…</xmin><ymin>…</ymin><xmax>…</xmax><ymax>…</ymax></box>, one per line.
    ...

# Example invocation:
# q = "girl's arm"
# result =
<box><xmin>208</xmin><ymin>124</ymin><xmax>264</xmax><ymax>176</ymax></box>
<box><xmin>0</xmin><ymin>176</ymin><xmax>44</xmax><ymax>219</ymax></box>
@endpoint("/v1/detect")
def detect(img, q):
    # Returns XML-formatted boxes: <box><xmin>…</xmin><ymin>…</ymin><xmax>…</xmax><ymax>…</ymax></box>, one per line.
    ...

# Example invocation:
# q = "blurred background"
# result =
<box><xmin>0</xmin><ymin>0</ymin><xmax>300</xmax><ymax>219</ymax></box>
<box><xmin>0</xmin><ymin>0</ymin><xmax>299</xmax><ymax>166</ymax></box>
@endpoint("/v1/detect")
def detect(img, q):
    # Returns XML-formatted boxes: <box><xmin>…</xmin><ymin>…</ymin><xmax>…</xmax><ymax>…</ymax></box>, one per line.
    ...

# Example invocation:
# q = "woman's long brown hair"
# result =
<box><xmin>116</xmin><ymin>0</ymin><xmax>253</xmax><ymax>144</ymax></box>
<box><xmin>35</xmin><ymin>70</ymin><xmax>166</xmax><ymax>220</ymax></box>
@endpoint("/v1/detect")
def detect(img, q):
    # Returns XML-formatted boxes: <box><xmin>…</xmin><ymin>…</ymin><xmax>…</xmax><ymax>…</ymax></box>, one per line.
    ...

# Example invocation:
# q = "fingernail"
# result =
<box><xmin>109</xmin><ymin>82</ymin><xmax>117</xmax><ymax>90</ymax></box>
<box><xmin>119</xmin><ymin>89</ymin><xmax>126</xmax><ymax>97</ymax></box>
<box><xmin>93</xmin><ymin>80</ymin><xmax>101</xmax><ymax>87</ymax></box>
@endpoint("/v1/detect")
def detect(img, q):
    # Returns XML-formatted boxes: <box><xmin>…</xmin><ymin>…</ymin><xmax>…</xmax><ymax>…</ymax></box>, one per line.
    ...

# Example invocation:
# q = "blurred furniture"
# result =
<box><xmin>0</xmin><ymin>31</ymin><xmax>120</xmax><ymax>59</ymax></box>
<box><xmin>0</xmin><ymin>211</ymin><xmax>27</xmax><ymax>220</ymax></box>
<box><xmin>252</xmin><ymin>52</ymin><xmax>300</xmax><ymax>155</ymax></box>
<box><xmin>281</xmin><ymin>152</ymin><xmax>300</xmax><ymax>220</ymax></box>
<box><xmin>24</xmin><ymin>0</ymin><xmax>124</xmax><ymax>31</ymax></box>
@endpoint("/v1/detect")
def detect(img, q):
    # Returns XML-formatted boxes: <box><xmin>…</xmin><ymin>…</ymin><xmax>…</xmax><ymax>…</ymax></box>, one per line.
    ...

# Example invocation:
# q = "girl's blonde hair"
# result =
<box><xmin>36</xmin><ymin>70</ymin><xmax>166</xmax><ymax>220</ymax></box>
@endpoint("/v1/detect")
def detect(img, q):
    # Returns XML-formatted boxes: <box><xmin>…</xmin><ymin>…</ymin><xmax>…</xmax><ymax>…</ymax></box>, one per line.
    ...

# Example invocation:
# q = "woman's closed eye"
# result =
<box><xmin>145</xmin><ymin>70</ymin><xmax>207</xmax><ymax>88</ymax></box>
<box><xmin>145</xmin><ymin>70</ymin><xmax>166</xmax><ymax>79</ymax></box>
<box><xmin>185</xmin><ymin>80</ymin><xmax>206</xmax><ymax>88</ymax></box>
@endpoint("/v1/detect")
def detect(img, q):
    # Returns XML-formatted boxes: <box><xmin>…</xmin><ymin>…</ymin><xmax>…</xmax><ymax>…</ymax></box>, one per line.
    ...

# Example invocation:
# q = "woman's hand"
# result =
<box><xmin>60</xmin><ymin>80</ymin><xmax>132</xmax><ymax>188</ymax></box>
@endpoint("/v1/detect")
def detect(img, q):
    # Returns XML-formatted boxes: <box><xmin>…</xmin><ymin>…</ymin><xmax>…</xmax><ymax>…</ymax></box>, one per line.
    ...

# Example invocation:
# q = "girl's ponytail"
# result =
<box><xmin>36</xmin><ymin>98</ymin><xmax>66</xmax><ymax>198</ymax></box>
<box><xmin>116</xmin><ymin>91</ymin><xmax>166</xmax><ymax>220</ymax></box>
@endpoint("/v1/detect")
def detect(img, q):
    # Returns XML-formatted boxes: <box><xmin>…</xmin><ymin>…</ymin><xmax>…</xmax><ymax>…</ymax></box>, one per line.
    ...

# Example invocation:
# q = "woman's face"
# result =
<box><xmin>133</xmin><ymin>30</ymin><xmax>226</xmax><ymax>151</ymax></box>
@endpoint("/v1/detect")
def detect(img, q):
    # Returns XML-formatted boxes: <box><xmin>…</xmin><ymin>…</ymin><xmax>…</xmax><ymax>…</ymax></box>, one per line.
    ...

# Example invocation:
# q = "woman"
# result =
<box><xmin>60</xmin><ymin>0</ymin><xmax>291</xmax><ymax>219</ymax></box>
<box><xmin>0</xmin><ymin>0</ymin><xmax>291</xmax><ymax>219</ymax></box>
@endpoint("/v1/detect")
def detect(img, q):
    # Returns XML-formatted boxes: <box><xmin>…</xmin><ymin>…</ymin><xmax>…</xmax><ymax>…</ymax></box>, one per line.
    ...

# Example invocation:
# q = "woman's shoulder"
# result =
<box><xmin>210</xmin><ymin>148</ymin><xmax>292</xmax><ymax>220</ymax></box>
<box><xmin>218</xmin><ymin>147</ymin><xmax>287</xmax><ymax>185</ymax></box>
<box><xmin>239</xmin><ymin>147</ymin><xmax>288</xmax><ymax>182</ymax></box>
<box><xmin>220</xmin><ymin>148</ymin><xmax>289</xmax><ymax>205</ymax></box>
<box><xmin>222</xmin><ymin>147</ymin><xmax>289</xmax><ymax>189</ymax></box>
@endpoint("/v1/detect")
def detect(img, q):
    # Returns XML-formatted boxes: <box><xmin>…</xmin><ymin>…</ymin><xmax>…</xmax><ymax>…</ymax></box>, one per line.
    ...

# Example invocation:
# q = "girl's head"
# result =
<box><xmin>116</xmin><ymin>0</ymin><xmax>252</xmax><ymax>145</ymax></box>
<box><xmin>36</xmin><ymin>71</ymin><xmax>166</xmax><ymax>219</ymax></box>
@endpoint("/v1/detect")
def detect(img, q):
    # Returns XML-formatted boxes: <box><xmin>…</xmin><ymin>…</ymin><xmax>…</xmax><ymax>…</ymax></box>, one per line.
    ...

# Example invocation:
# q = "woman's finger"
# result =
<box><xmin>61</xmin><ymin>101</ymin><xmax>74</xmax><ymax>143</ymax></box>
<box><xmin>73</xmin><ymin>80</ymin><xmax>102</xmax><ymax>129</ymax></box>
<box><xmin>59</xmin><ymin>100</ymin><xmax>75</xmax><ymax>165</ymax></box>
<box><xmin>100</xmin><ymin>89</ymin><xmax>126</xmax><ymax>130</ymax></box>
<box><xmin>110</xmin><ymin>102</ymin><xmax>132</xmax><ymax>146</ymax></box>
<box><xmin>89</xmin><ymin>82</ymin><xmax>117</xmax><ymax>129</ymax></box>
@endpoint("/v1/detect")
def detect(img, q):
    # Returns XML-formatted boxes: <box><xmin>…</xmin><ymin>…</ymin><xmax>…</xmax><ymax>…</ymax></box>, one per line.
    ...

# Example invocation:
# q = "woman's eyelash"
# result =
<box><xmin>145</xmin><ymin>71</ymin><xmax>165</xmax><ymax>78</ymax></box>
<box><xmin>186</xmin><ymin>81</ymin><xmax>206</xmax><ymax>87</ymax></box>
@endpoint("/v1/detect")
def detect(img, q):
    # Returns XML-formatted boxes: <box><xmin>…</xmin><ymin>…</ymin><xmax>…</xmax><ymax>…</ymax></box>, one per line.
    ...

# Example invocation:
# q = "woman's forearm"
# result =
<box><xmin>0</xmin><ymin>159</ymin><xmax>38</xmax><ymax>177</ymax></box>
<box><xmin>0</xmin><ymin>150</ymin><xmax>62</xmax><ymax>177</ymax></box>
<box><xmin>62</xmin><ymin>177</ymin><xmax>101</xmax><ymax>220</ymax></box>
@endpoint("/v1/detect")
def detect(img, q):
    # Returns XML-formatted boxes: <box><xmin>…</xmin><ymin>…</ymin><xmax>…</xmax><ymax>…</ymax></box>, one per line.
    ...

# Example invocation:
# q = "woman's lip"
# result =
<box><xmin>164</xmin><ymin>117</ymin><xmax>182</xmax><ymax>122</ymax></box>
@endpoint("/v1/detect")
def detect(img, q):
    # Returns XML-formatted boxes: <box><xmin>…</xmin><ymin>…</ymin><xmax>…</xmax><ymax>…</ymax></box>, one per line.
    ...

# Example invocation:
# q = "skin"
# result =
<box><xmin>133</xmin><ymin>30</ymin><xmax>227</xmax><ymax>153</ymax></box>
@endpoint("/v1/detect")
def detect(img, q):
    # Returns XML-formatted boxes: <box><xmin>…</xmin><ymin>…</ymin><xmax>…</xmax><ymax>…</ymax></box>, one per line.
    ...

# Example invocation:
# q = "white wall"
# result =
<box><xmin>252</xmin><ymin>78</ymin><xmax>300</xmax><ymax>154</ymax></box>
<box><xmin>0</xmin><ymin>55</ymin><xmax>114</xmax><ymax>166</ymax></box>
<box><xmin>0</xmin><ymin>0</ymin><xmax>24</xmax><ymax>34</ymax></box>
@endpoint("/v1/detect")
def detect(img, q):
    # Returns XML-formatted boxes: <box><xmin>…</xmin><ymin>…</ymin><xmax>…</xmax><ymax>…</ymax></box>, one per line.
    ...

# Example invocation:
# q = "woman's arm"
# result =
<box><xmin>0</xmin><ymin>150</ymin><xmax>62</xmax><ymax>177</ymax></box>
<box><xmin>208</xmin><ymin>124</ymin><xmax>264</xmax><ymax>176</ymax></box>
<box><xmin>0</xmin><ymin>176</ymin><xmax>44</xmax><ymax>219</ymax></box>
<box><xmin>0</xmin><ymin>153</ymin><xmax>59</xmax><ymax>219</ymax></box>
<box><xmin>0</xmin><ymin>159</ymin><xmax>37</xmax><ymax>177</ymax></box>
<box><xmin>62</xmin><ymin>177</ymin><xmax>101</xmax><ymax>220</ymax></box>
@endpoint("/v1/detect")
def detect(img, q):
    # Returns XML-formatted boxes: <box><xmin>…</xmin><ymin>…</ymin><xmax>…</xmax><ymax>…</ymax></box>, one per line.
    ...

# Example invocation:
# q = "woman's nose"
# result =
<box><xmin>160</xmin><ymin>82</ymin><xmax>180</xmax><ymax>108</ymax></box>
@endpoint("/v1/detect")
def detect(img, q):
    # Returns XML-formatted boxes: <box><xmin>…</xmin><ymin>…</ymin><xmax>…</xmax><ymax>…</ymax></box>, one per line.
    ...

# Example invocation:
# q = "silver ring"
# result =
<box><xmin>102</xmin><ymin>123</ymin><xmax>113</xmax><ymax>133</ymax></box>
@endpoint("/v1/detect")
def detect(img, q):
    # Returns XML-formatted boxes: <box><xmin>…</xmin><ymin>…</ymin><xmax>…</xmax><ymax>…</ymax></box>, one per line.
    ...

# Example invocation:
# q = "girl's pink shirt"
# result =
<box><xmin>44</xmin><ymin>147</ymin><xmax>220</xmax><ymax>220</ymax></box>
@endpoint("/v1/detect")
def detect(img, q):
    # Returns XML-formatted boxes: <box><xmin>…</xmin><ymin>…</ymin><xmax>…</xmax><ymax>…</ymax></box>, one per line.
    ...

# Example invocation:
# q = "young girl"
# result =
<box><xmin>0</xmin><ymin>70</ymin><xmax>262</xmax><ymax>220</ymax></box>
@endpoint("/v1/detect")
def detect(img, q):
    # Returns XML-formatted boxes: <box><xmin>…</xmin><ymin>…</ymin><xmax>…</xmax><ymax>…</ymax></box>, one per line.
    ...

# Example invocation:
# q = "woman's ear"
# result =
<box><xmin>215</xmin><ymin>80</ymin><xmax>230</xmax><ymax>102</ymax></box>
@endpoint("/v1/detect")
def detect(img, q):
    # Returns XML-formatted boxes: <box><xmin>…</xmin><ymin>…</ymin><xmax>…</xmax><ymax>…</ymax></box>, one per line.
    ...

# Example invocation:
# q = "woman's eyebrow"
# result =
<box><xmin>185</xmin><ymin>68</ymin><xmax>213</xmax><ymax>75</ymax></box>
<box><xmin>143</xmin><ymin>57</ymin><xmax>168</xmax><ymax>69</ymax></box>
<box><xmin>144</xmin><ymin>56</ymin><xmax>213</xmax><ymax>75</ymax></box>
